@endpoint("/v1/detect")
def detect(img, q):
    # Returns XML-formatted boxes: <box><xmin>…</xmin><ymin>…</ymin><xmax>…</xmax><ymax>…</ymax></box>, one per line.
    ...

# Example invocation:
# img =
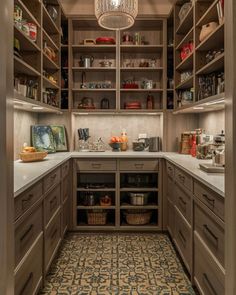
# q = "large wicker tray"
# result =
<box><xmin>19</xmin><ymin>151</ymin><xmax>48</xmax><ymax>162</ymax></box>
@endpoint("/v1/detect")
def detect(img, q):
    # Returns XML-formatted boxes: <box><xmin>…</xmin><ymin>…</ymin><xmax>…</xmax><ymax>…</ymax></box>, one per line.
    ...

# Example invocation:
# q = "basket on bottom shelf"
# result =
<box><xmin>124</xmin><ymin>210</ymin><xmax>152</xmax><ymax>225</ymax></box>
<box><xmin>87</xmin><ymin>209</ymin><xmax>107</xmax><ymax>225</ymax></box>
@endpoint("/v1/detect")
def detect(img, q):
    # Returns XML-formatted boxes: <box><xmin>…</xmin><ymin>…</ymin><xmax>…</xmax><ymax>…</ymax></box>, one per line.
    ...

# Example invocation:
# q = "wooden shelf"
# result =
<box><xmin>176</xmin><ymin>52</ymin><xmax>194</xmax><ymax>71</ymax></box>
<box><xmin>120</xmin><ymin>67</ymin><xmax>163</xmax><ymax>71</ymax></box>
<box><xmin>14</xmin><ymin>56</ymin><xmax>41</xmax><ymax>76</ymax></box>
<box><xmin>120</xmin><ymin>109</ymin><xmax>163</xmax><ymax>114</ymax></box>
<box><xmin>77</xmin><ymin>188</ymin><xmax>116</xmax><ymax>192</ymax></box>
<box><xmin>72</xmin><ymin>67</ymin><xmax>116</xmax><ymax>72</ymax></box>
<box><xmin>72</xmin><ymin>88</ymin><xmax>116</xmax><ymax>92</ymax></box>
<box><xmin>43</xmin><ymin>76</ymin><xmax>59</xmax><ymax>89</ymax></box>
<box><xmin>72</xmin><ymin>109</ymin><xmax>117</xmax><ymax>114</ymax></box>
<box><xmin>72</xmin><ymin>45</ymin><xmax>116</xmax><ymax>53</ymax></box>
<box><xmin>120</xmin><ymin>223</ymin><xmax>159</xmax><ymax>229</ymax></box>
<box><xmin>120</xmin><ymin>188</ymin><xmax>158</xmax><ymax>192</ymax></box>
<box><xmin>75</xmin><ymin>223</ymin><xmax>116</xmax><ymax>229</ymax></box>
<box><xmin>120</xmin><ymin>45</ymin><xmax>163</xmax><ymax>53</ymax></box>
<box><xmin>120</xmin><ymin>205</ymin><xmax>158</xmax><ymax>209</ymax></box>
<box><xmin>196</xmin><ymin>0</ymin><xmax>220</xmax><ymax>28</ymax></box>
<box><xmin>43</xmin><ymin>52</ymin><xmax>60</xmax><ymax>71</ymax></box>
<box><xmin>15</xmin><ymin>0</ymin><xmax>40</xmax><ymax>27</ymax></box>
<box><xmin>43</xmin><ymin>29</ymin><xmax>59</xmax><ymax>51</ymax></box>
<box><xmin>120</xmin><ymin>89</ymin><xmax>163</xmax><ymax>92</ymax></box>
<box><xmin>196</xmin><ymin>53</ymin><xmax>224</xmax><ymax>75</ymax></box>
<box><xmin>176</xmin><ymin>76</ymin><xmax>194</xmax><ymax>90</ymax></box>
<box><xmin>14</xmin><ymin>25</ymin><xmax>41</xmax><ymax>52</ymax></box>
<box><xmin>176</xmin><ymin>5</ymin><xmax>193</xmax><ymax>35</ymax></box>
<box><xmin>43</xmin><ymin>5</ymin><xmax>60</xmax><ymax>35</ymax></box>
<box><xmin>77</xmin><ymin>206</ymin><xmax>116</xmax><ymax>210</ymax></box>
<box><xmin>196</xmin><ymin>22</ymin><xmax>224</xmax><ymax>52</ymax></box>
<box><xmin>176</xmin><ymin>27</ymin><xmax>194</xmax><ymax>50</ymax></box>
<box><xmin>173</xmin><ymin>93</ymin><xmax>225</xmax><ymax>114</ymax></box>
<box><xmin>14</xmin><ymin>90</ymin><xmax>61</xmax><ymax>113</ymax></box>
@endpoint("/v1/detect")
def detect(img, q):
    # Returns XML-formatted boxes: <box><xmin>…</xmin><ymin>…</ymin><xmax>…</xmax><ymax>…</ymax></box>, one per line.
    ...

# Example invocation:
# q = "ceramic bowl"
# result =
<box><xmin>109</xmin><ymin>142</ymin><xmax>121</xmax><ymax>151</ymax></box>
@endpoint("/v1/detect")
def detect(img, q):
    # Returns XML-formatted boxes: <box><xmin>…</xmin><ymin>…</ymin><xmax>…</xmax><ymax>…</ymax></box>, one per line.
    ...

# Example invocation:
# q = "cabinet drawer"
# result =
<box><xmin>45</xmin><ymin>184</ymin><xmax>61</xmax><ymax>226</ymax></box>
<box><xmin>120</xmin><ymin>159</ymin><xmax>159</xmax><ymax>171</ymax></box>
<box><xmin>167</xmin><ymin>199</ymin><xmax>175</xmax><ymax>238</ymax></box>
<box><xmin>62</xmin><ymin>175</ymin><xmax>69</xmax><ymax>203</ymax></box>
<box><xmin>174</xmin><ymin>208</ymin><xmax>191</xmax><ymax>272</ymax></box>
<box><xmin>194</xmin><ymin>202</ymin><xmax>224</xmax><ymax>267</ymax></box>
<box><xmin>194</xmin><ymin>234</ymin><xmax>225</xmax><ymax>295</ymax></box>
<box><xmin>15</xmin><ymin>181</ymin><xmax>43</xmax><ymax>221</ymax></box>
<box><xmin>166</xmin><ymin>161</ymin><xmax>175</xmax><ymax>179</ymax></box>
<box><xmin>44</xmin><ymin>212</ymin><xmax>61</xmax><ymax>272</ymax></box>
<box><xmin>43</xmin><ymin>167</ymin><xmax>61</xmax><ymax>194</ymax></box>
<box><xmin>15</xmin><ymin>204</ymin><xmax>43</xmax><ymax>268</ymax></box>
<box><xmin>194</xmin><ymin>180</ymin><xmax>224</xmax><ymax>221</ymax></box>
<box><xmin>175</xmin><ymin>184</ymin><xmax>191</xmax><ymax>224</ymax></box>
<box><xmin>15</xmin><ymin>234</ymin><xmax>43</xmax><ymax>295</ymax></box>
<box><xmin>62</xmin><ymin>161</ymin><xmax>70</xmax><ymax>179</ymax></box>
<box><xmin>76</xmin><ymin>159</ymin><xmax>116</xmax><ymax>171</ymax></box>
<box><xmin>175</xmin><ymin>168</ymin><xmax>192</xmax><ymax>192</ymax></box>
<box><xmin>167</xmin><ymin>176</ymin><xmax>175</xmax><ymax>204</ymax></box>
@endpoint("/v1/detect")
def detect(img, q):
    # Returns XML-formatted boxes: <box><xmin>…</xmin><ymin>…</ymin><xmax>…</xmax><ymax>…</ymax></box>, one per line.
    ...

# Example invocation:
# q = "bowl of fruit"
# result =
<box><xmin>109</xmin><ymin>136</ymin><xmax>121</xmax><ymax>151</ymax></box>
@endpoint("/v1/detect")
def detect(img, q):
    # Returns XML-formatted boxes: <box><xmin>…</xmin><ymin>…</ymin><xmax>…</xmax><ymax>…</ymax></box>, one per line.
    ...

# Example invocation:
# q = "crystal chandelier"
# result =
<box><xmin>95</xmin><ymin>0</ymin><xmax>138</xmax><ymax>30</ymax></box>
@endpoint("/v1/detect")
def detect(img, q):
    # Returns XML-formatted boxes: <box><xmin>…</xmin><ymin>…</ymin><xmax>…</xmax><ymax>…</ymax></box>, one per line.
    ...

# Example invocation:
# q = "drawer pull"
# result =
<box><xmin>19</xmin><ymin>272</ymin><xmax>33</xmax><ymax>295</ymax></box>
<box><xmin>178</xmin><ymin>230</ymin><xmax>186</xmax><ymax>245</ymax></box>
<box><xmin>50</xmin><ymin>173</ymin><xmax>57</xmax><ymax>181</ymax></box>
<box><xmin>203</xmin><ymin>194</ymin><xmax>215</xmax><ymax>208</ymax></box>
<box><xmin>20</xmin><ymin>224</ymin><xmax>34</xmax><ymax>243</ymax></box>
<box><xmin>91</xmin><ymin>163</ymin><xmax>101</xmax><ymax>169</ymax></box>
<box><xmin>50</xmin><ymin>196</ymin><xmax>57</xmax><ymax>211</ymax></box>
<box><xmin>203</xmin><ymin>273</ymin><xmax>218</xmax><ymax>295</ymax></box>
<box><xmin>168</xmin><ymin>166</ymin><xmax>172</xmax><ymax>171</ymax></box>
<box><xmin>178</xmin><ymin>174</ymin><xmax>185</xmax><ymax>183</ymax></box>
<box><xmin>21</xmin><ymin>194</ymin><xmax>34</xmax><ymax>210</ymax></box>
<box><xmin>134</xmin><ymin>163</ymin><xmax>144</xmax><ymax>169</ymax></box>
<box><xmin>179</xmin><ymin>196</ymin><xmax>187</xmax><ymax>207</ymax></box>
<box><xmin>203</xmin><ymin>224</ymin><xmax>218</xmax><ymax>247</ymax></box>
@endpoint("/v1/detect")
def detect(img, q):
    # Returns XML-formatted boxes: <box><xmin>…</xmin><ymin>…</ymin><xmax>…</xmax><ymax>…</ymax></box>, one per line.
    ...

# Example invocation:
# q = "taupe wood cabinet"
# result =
<box><xmin>14</xmin><ymin>160</ymin><xmax>71</xmax><ymax>295</ymax></box>
<box><xmin>165</xmin><ymin>160</ymin><xmax>225</xmax><ymax>295</ymax></box>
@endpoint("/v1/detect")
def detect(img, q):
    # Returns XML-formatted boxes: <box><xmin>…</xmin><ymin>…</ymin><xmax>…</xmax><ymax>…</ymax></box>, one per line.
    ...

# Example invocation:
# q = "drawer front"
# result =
<box><xmin>45</xmin><ymin>212</ymin><xmax>61</xmax><ymax>271</ymax></box>
<box><xmin>15</xmin><ymin>182</ymin><xmax>43</xmax><ymax>221</ymax></box>
<box><xmin>62</xmin><ymin>200</ymin><xmax>69</xmax><ymax>236</ymax></box>
<box><xmin>120</xmin><ymin>159</ymin><xmax>159</xmax><ymax>171</ymax></box>
<box><xmin>15</xmin><ymin>204</ymin><xmax>43</xmax><ymax>268</ymax></box>
<box><xmin>61</xmin><ymin>161</ymin><xmax>70</xmax><ymax>179</ymax></box>
<box><xmin>175</xmin><ymin>185</ymin><xmax>191</xmax><ymax>224</ymax></box>
<box><xmin>175</xmin><ymin>168</ymin><xmax>192</xmax><ymax>192</ymax></box>
<box><xmin>43</xmin><ymin>167</ymin><xmax>61</xmax><ymax>194</ymax></box>
<box><xmin>174</xmin><ymin>208</ymin><xmax>192</xmax><ymax>271</ymax></box>
<box><xmin>166</xmin><ymin>161</ymin><xmax>175</xmax><ymax>179</ymax></box>
<box><xmin>194</xmin><ymin>181</ymin><xmax>224</xmax><ymax>221</ymax></box>
<box><xmin>45</xmin><ymin>185</ymin><xmax>61</xmax><ymax>226</ymax></box>
<box><xmin>167</xmin><ymin>176</ymin><xmax>175</xmax><ymax>204</ymax></box>
<box><xmin>167</xmin><ymin>199</ymin><xmax>175</xmax><ymax>239</ymax></box>
<box><xmin>194</xmin><ymin>202</ymin><xmax>224</xmax><ymax>267</ymax></box>
<box><xmin>77</xmin><ymin>159</ymin><xmax>116</xmax><ymax>171</ymax></box>
<box><xmin>62</xmin><ymin>176</ymin><xmax>69</xmax><ymax>203</ymax></box>
<box><xmin>15</xmin><ymin>235</ymin><xmax>43</xmax><ymax>295</ymax></box>
<box><xmin>194</xmin><ymin>234</ymin><xmax>225</xmax><ymax>295</ymax></box>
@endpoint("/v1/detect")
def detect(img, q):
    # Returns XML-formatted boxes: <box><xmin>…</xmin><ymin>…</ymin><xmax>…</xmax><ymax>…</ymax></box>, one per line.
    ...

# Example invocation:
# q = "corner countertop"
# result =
<box><xmin>14</xmin><ymin>151</ymin><xmax>225</xmax><ymax>198</ymax></box>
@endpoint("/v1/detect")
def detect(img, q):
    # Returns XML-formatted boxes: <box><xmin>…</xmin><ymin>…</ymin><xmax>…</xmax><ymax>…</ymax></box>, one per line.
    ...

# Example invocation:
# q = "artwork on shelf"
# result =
<box><xmin>31</xmin><ymin>125</ymin><xmax>56</xmax><ymax>153</ymax></box>
<box><xmin>51</xmin><ymin>125</ymin><xmax>68</xmax><ymax>151</ymax></box>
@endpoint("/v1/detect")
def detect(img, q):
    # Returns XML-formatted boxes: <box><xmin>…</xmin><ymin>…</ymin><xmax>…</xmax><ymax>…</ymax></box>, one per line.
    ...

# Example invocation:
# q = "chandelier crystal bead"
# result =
<box><xmin>95</xmin><ymin>0</ymin><xmax>138</xmax><ymax>30</ymax></box>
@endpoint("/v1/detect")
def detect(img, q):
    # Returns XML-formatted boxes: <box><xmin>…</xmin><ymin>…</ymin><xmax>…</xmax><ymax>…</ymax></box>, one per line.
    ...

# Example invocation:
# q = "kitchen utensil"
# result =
<box><xmin>83</xmin><ymin>193</ymin><xmax>96</xmax><ymax>206</ymax></box>
<box><xmin>149</xmin><ymin>137</ymin><xmax>161</xmax><ymax>152</ymax></box>
<box><xmin>129</xmin><ymin>193</ymin><xmax>149</xmax><ymax>206</ymax></box>
<box><xmin>19</xmin><ymin>151</ymin><xmax>48</xmax><ymax>162</ymax></box>
<box><xmin>199</xmin><ymin>22</ymin><xmax>218</xmax><ymax>42</ymax></box>
<box><xmin>214</xmin><ymin>130</ymin><xmax>225</xmax><ymax>144</ymax></box>
<box><xmin>46</xmin><ymin>5</ymin><xmax>58</xmax><ymax>21</ymax></box>
<box><xmin>81</xmin><ymin>71</ymin><xmax>87</xmax><ymax>88</ymax></box>
<box><xmin>213</xmin><ymin>149</ymin><xmax>225</xmax><ymax>166</ymax></box>
<box><xmin>83</xmin><ymin>39</ymin><xmax>96</xmax><ymax>45</ymax></box>
<box><xmin>96</xmin><ymin>37</ymin><xmax>115</xmax><ymax>44</ymax></box>
<box><xmin>101</xmin><ymin>97</ymin><xmax>110</xmax><ymax>109</ymax></box>
<box><xmin>125</xmin><ymin>102</ymin><xmax>141</xmax><ymax>109</ymax></box>
<box><xmin>80</xmin><ymin>55</ymin><xmax>94</xmax><ymax>68</ymax></box>
<box><xmin>179</xmin><ymin>2</ymin><xmax>192</xmax><ymax>21</ymax></box>
<box><xmin>78</xmin><ymin>97</ymin><xmax>95</xmax><ymax>109</ymax></box>
<box><xmin>99</xmin><ymin>59</ymin><xmax>112</xmax><ymax>67</ymax></box>
<box><xmin>132</xmin><ymin>141</ymin><xmax>145</xmax><ymax>151</ymax></box>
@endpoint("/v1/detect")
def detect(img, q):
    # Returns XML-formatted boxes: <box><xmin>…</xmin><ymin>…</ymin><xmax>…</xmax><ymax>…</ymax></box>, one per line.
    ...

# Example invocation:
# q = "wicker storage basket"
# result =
<box><xmin>19</xmin><ymin>151</ymin><xmax>48</xmax><ymax>162</ymax></box>
<box><xmin>124</xmin><ymin>210</ymin><xmax>152</xmax><ymax>225</ymax></box>
<box><xmin>87</xmin><ymin>210</ymin><xmax>107</xmax><ymax>225</ymax></box>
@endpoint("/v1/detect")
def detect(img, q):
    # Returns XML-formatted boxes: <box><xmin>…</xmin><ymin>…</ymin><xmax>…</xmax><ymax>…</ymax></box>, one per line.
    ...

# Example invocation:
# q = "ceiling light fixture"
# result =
<box><xmin>95</xmin><ymin>0</ymin><xmax>138</xmax><ymax>30</ymax></box>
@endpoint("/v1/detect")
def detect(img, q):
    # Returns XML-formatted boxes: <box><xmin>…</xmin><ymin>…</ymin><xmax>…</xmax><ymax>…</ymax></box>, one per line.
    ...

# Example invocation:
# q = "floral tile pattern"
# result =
<box><xmin>40</xmin><ymin>233</ymin><xmax>195</xmax><ymax>295</ymax></box>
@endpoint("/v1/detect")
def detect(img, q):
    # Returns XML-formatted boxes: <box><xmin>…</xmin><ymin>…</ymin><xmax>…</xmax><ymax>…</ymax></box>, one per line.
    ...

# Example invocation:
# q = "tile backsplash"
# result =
<box><xmin>73</xmin><ymin>114</ymin><xmax>163</xmax><ymax>150</ymax></box>
<box><xmin>198</xmin><ymin>110</ymin><xmax>225</xmax><ymax>135</ymax></box>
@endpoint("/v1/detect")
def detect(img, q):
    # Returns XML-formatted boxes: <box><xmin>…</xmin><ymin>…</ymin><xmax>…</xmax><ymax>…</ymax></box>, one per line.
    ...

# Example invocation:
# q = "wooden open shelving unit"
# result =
<box><xmin>173</xmin><ymin>0</ymin><xmax>225</xmax><ymax>113</ymax></box>
<box><xmin>13</xmin><ymin>0</ymin><xmax>62</xmax><ymax>112</ymax></box>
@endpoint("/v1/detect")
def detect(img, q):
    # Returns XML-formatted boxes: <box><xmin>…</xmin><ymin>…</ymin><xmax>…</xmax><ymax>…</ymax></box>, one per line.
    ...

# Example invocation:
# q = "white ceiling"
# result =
<box><xmin>60</xmin><ymin>0</ymin><xmax>176</xmax><ymax>17</ymax></box>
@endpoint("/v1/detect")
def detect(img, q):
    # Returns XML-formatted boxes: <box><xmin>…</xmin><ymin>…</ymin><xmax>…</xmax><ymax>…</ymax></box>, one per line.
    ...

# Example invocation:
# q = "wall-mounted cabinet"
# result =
<box><xmin>174</xmin><ymin>0</ymin><xmax>225</xmax><ymax>113</ymax></box>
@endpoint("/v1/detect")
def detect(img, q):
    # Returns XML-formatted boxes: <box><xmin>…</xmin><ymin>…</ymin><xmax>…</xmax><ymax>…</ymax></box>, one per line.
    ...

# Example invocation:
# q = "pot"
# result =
<box><xmin>133</xmin><ymin>141</ymin><xmax>145</xmax><ymax>151</ymax></box>
<box><xmin>199</xmin><ymin>22</ymin><xmax>218</xmax><ymax>42</ymax></box>
<box><xmin>130</xmin><ymin>193</ymin><xmax>149</xmax><ymax>206</ymax></box>
<box><xmin>80</xmin><ymin>55</ymin><xmax>94</xmax><ymax>68</ymax></box>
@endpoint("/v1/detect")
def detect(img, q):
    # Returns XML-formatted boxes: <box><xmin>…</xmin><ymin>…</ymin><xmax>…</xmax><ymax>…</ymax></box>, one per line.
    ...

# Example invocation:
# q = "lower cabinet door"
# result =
<box><xmin>15</xmin><ymin>234</ymin><xmax>43</xmax><ymax>295</ymax></box>
<box><xmin>174</xmin><ymin>207</ymin><xmax>192</xmax><ymax>272</ymax></box>
<box><xmin>44</xmin><ymin>211</ymin><xmax>61</xmax><ymax>272</ymax></box>
<box><xmin>62</xmin><ymin>199</ymin><xmax>69</xmax><ymax>236</ymax></box>
<box><xmin>194</xmin><ymin>233</ymin><xmax>225</xmax><ymax>295</ymax></box>
<box><xmin>167</xmin><ymin>199</ymin><xmax>175</xmax><ymax>239</ymax></box>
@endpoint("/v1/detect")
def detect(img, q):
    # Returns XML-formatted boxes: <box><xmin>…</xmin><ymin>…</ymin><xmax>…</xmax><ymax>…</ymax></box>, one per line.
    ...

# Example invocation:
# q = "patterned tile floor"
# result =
<box><xmin>40</xmin><ymin>233</ymin><xmax>196</xmax><ymax>295</ymax></box>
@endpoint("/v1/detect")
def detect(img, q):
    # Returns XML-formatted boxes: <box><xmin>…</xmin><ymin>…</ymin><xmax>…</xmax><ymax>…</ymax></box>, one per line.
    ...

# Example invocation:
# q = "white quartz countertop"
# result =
<box><xmin>14</xmin><ymin>151</ymin><xmax>225</xmax><ymax>198</ymax></box>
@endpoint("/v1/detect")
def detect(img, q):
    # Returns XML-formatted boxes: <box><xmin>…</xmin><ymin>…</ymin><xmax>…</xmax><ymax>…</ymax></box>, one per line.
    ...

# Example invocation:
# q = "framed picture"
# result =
<box><xmin>50</xmin><ymin>125</ymin><xmax>68</xmax><ymax>152</ymax></box>
<box><xmin>31</xmin><ymin>125</ymin><xmax>56</xmax><ymax>153</ymax></box>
